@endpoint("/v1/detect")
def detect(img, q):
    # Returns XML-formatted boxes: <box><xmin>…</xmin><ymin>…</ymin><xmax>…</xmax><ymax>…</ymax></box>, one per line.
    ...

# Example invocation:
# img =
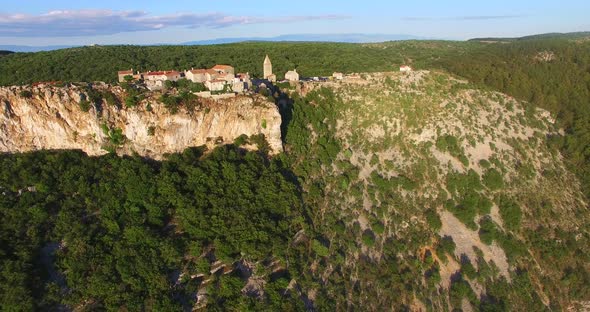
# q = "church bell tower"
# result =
<box><xmin>263</xmin><ymin>55</ymin><xmax>275</xmax><ymax>82</ymax></box>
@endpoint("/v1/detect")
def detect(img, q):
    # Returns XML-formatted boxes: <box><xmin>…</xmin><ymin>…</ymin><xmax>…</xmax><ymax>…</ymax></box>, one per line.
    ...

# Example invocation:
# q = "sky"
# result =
<box><xmin>0</xmin><ymin>0</ymin><xmax>589</xmax><ymax>46</ymax></box>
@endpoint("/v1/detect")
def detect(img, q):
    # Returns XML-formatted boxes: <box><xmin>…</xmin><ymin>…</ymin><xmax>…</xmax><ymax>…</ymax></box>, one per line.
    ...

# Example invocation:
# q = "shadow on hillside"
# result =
<box><xmin>252</xmin><ymin>79</ymin><xmax>294</xmax><ymax>144</ymax></box>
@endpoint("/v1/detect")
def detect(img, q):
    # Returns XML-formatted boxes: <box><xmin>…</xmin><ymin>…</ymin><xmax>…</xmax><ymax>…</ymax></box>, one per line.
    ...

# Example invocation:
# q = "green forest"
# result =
<box><xmin>1</xmin><ymin>36</ymin><xmax>590</xmax><ymax>310</ymax></box>
<box><xmin>0</xmin><ymin>147</ymin><xmax>306</xmax><ymax>310</ymax></box>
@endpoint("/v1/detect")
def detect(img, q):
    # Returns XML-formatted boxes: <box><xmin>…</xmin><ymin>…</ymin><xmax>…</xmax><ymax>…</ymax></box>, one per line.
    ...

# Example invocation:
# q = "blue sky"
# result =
<box><xmin>0</xmin><ymin>0</ymin><xmax>589</xmax><ymax>45</ymax></box>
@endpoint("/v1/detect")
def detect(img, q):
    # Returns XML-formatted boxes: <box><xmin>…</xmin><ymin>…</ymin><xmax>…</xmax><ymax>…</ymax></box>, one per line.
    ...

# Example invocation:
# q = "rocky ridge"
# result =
<box><xmin>0</xmin><ymin>84</ymin><xmax>282</xmax><ymax>159</ymax></box>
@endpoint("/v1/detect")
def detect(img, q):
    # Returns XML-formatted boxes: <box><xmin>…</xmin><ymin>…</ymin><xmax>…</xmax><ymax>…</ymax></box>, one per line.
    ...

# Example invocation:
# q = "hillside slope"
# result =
<box><xmin>283</xmin><ymin>71</ymin><xmax>590</xmax><ymax>310</ymax></box>
<box><xmin>0</xmin><ymin>70</ymin><xmax>588</xmax><ymax>310</ymax></box>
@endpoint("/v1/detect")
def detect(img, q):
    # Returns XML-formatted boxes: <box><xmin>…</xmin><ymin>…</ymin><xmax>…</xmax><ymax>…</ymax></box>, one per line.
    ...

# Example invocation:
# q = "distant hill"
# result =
<box><xmin>0</xmin><ymin>34</ymin><xmax>427</xmax><ymax>52</ymax></box>
<box><xmin>469</xmin><ymin>31</ymin><xmax>590</xmax><ymax>42</ymax></box>
<box><xmin>182</xmin><ymin>33</ymin><xmax>428</xmax><ymax>45</ymax></box>
<box><xmin>0</xmin><ymin>45</ymin><xmax>77</xmax><ymax>53</ymax></box>
<box><xmin>0</xmin><ymin>50</ymin><xmax>14</xmax><ymax>56</ymax></box>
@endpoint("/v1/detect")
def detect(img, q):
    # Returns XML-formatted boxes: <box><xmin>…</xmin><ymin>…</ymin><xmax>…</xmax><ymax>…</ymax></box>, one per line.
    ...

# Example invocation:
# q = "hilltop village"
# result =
<box><xmin>118</xmin><ymin>55</ymin><xmax>413</xmax><ymax>96</ymax></box>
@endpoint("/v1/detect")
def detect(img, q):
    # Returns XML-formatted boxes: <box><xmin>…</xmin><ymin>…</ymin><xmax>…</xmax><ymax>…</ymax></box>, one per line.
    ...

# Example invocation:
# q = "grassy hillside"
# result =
<box><xmin>432</xmin><ymin>39</ymin><xmax>590</xmax><ymax>199</ymax></box>
<box><xmin>281</xmin><ymin>72</ymin><xmax>589</xmax><ymax>310</ymax></box>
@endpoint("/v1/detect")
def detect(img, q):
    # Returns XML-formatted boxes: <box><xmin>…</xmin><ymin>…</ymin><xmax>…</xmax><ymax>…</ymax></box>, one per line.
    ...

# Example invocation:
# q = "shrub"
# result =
<box><xmin>483</xmin><ymin>168</ymin><xmax>504</xmax><ymax>190</ymax></box>
<box><xmin>460</xmin><ymin>256</ymin><xmax>477</xmax><ymax>279</ymax></box>
<box><xmin>437</xmin><ymin>235</ymin><xmax>456</xmax><ymax>258</ymax></box>
<box><xmin>79</xmin><ymin>99</ymin><xmax>91</xmax><ymax>112</ymax></box>
<box><xmin>450</xmin><ymin>274</ymin><xmax>478</xmax><ymax>308</ymax></box>
<box><xmin>147</xmin><ymin>126</ymin><xmax>156</xmax><ymax>136</ymax></box>
<box><xmin>101</xmin><ymin>123</ymin><xmax>126</xmax><ymax>152</ymax></box>
<box><xmin>102</xmin><ymin>91</ymin><xmax>120</xmax><ymax>108</ymax></box>
<box><xmin>362</xmin><ymin>230</ymin><xmax>376</xmax><ymax>247</ymax></box>
<box><xmin>19</xmin><ymin>90</ymin><xmax>33</xmax><ymax>98</ymax></box>
<box><xmin>478</xmin><ymin>215</ymin><xmax>498</xmax><ymax>245</ymax></box>
<box><xmin>372</xmin><ymin>221</ymin><xmax>385</xmax><ymax>235</ymax></box>
<box><xmin>497</xmin><ymin>195</ymin><xmax>522</xmax><ymax>231</ymax></box>
<box><xmin>179</xmin><ymin>91</ymin><xmax>199</xmax><ymax>112</ymax></box>
<box><xmin>249</xmin><ymin>134</ymin><xmax>270</xmax><ymax>154</ymax></box>
<box><xmin>160</xmin><ymin>93</ymin><xmax>180</xmax><ymax>114</ymax></box>
<box><xmin>233</xmin><ymin>134</ymin><xmax>249</xmax><ymax>146</ymax></box>
<box><xmin>478</xmin><ymin>197</ymin><xmax>493</xmax><ymax>215</ymax></box>
<box><xmin>312</xmin><ymin>239</ymin><xmax>329</xmax><ymax>257</ymax></box>
<box><xmin>125</xmin><ymin>96</ymin><xmax>139</xmax><ymax>108</ymax></box>
<box><xmin>425</xmin><ymin>208</ymin><xmax>442</xmax><ymax>231</ymax></box>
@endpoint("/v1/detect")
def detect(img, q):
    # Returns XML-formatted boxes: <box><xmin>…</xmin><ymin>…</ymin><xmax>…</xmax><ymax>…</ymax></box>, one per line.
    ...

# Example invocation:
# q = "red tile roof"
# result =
<box><xmin>118</xmin><ymin>70</ymin><xmax>133</xmax><ymax>75</ymax></box>
<box><xmin>212</xmin><ymin>65</ymin><xmax>234</xmax><ymax>70</ymax></box>
<box><xmin>188</xmin><ymin>69</ymin><xmax>208</xmax><ymax>74</ymax></box>
<box><xmin>145</xmin><ymin>70</ymin><xmax>180</xmax><ymax>76</ymax></box>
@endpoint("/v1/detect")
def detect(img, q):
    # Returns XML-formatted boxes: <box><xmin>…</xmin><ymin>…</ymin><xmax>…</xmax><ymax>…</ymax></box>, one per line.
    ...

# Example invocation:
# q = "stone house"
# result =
<box><xmin>211</xmin><ymin>65</ymin><xmax>235</xmax><ymax>76</ymax></box>
<box><xmin>205</xmin><ymin>79</ymin><xmax>227</xmax><ymax>91</ymax></box>
<box><xmin>333</xmin><ymin>72</ymin><xmax>344</xmax><ymax>80</ymax></box>
<box><xmin>185</xmin><ymin>69</ymin><xmax>208</xmax><ymax>83</ymax></box>
<box><xmin>219</xmin><ymin>73</ymin><xmax>235</xmax><ymax>83</ymax></box>
<box><xmin>118</xmin><ymin>69</ymin><xmax>134</xmax><ymax>82</ymax></box>
<box><xmin>144</xmin><ymin>71</ymin><xmax>182</xmax><ymax>82</ymax></box>
<box><xmin>237</xmin><ymin>73</ymin><xmax>251</xmax><ymax>85</ymax></box>
<box><xmin>285</xmin><ymin>69</ymin><xmax>300</xmax><ymax>82</ymax></box>
<box><xmin>232</xmin><ymin>80</ymin><xmax>246</xmax><ymax>93</ymax></box>
<box><xmin>232</xmin><ymin>73</ymin><xmax>252</xmax><ymax>93</ymax></box>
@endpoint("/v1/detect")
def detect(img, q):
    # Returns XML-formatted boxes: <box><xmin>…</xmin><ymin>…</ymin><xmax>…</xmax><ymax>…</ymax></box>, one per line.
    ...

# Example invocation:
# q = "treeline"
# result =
<box><xmin>0</xmin><ymin>146</ymin><xmax>305</xmax><ymax>310</ymax></box>
<box><xmin>0</xmin><ymin>41</ymin><xmax>464</xmax><ymax>85</ymax></box>
<box><xmin>0</xmin><ymin>43</ymin><xmax>373</xmax><ymax>84</ymax></box>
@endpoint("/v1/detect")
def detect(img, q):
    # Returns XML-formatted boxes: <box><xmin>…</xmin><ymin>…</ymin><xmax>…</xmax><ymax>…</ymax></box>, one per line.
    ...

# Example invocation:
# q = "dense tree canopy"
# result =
<box><xmin>0</xmin><ymin>147</ymin><xmax>304</xmax><ymax>310</ymax></box>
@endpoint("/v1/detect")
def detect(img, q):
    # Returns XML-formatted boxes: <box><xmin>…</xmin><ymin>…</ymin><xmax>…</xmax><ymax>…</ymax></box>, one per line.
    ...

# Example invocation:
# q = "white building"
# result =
<box><xmin>285</xmin><ymin>69</ymin><xmax>300</xmax><ymax>82</ymax></box>
<box><xmin>211</xmin><ymin>65</ymin><xmax>235</xmax><ymax>76</ymax></box>
<box><xmin>332</xmin><ymin>72</ymin><xmax>344</xmax><ymax>80</ymax></box>
<box><xmin>118</xmin><ymin>69</ymin><xmax>134</xmax><ymax>82</ymax></box>
<box><xmin>144</xmin><ymin>71</ymin><xmax>182</xmax><ymax>82</ymax></box>
<box><xmin>232</xmin><ymin>73</ymin><xmax>252</xmax><ymax>93</ymax></box>
<box><xmin>185</xmin><ymin>69</ymin><xmax>211</xmax><ymax>83</ymax></box>
<box><xmin>205</xmin><ymin>79</ymin><xmax>227</xmax><ymax>91</ymax></box>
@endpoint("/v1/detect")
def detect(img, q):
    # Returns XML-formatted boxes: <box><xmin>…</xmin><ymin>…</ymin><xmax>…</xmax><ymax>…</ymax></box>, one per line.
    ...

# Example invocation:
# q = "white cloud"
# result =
<box><xmin>0</xmin><ymin>10</ymin><xmax>350</xmax><ymax>37</ymax></box>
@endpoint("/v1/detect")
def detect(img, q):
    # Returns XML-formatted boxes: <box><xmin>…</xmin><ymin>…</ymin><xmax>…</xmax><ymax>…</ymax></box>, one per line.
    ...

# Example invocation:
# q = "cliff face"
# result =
<box><xmin>0</xmin><ymin>84</ymin><xmax>282</xmax><ymax>159</ymax></box>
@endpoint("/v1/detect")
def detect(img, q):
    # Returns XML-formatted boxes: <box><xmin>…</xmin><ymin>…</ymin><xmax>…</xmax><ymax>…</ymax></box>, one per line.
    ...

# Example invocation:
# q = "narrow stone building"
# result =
<box><xmin>263</xmin><ymin>55</ymin><xmax>276</xmax><ymax>82</ymax></box>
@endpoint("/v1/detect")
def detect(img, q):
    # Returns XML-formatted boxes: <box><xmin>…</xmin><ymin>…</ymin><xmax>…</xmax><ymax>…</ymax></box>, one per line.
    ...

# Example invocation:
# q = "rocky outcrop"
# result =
<box><xmin>0</xmin><ymin>84</ymin><xmax>282</xmax><ymax>159</ymax></box>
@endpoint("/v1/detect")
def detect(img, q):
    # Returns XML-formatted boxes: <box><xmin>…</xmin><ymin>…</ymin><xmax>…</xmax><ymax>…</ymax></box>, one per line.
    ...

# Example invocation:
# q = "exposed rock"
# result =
<box><xmin>0</xmin><ymin>84</ymin><xmax>282</xmax><ymax>159</ymax></box>
<box><xmin>439</xmin><ymin>210</ymin><xmax>511</xmax><ymax>281</ymax></box>
<box><xmin>534</xmin><ymin>50</ymin><xmax>556</xmax><ymax>62</ymax></box>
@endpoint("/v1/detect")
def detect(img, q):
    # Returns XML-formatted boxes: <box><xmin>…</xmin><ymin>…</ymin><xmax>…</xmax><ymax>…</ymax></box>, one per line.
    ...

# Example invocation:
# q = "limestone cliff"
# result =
<box><xmin>0</xmin><ymin>84</ymin><xmax>282</xmax><ymax>159</ymax></box>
